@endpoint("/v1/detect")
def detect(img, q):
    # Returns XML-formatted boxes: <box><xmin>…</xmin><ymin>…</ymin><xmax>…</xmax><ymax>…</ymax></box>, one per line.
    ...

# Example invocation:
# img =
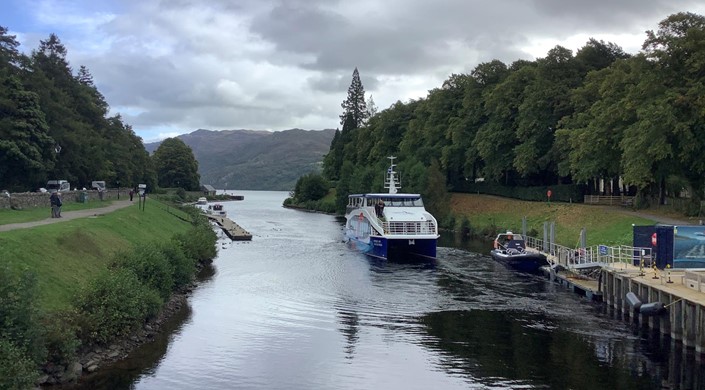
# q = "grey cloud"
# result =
<box><xmin>43</xmin><ymin>0</ymin><xmax>705</xmax><ymax>139</ymax></box>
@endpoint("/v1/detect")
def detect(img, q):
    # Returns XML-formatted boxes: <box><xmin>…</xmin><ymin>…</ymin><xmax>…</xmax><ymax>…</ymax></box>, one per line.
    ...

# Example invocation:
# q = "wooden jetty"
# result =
<box><xmin>206</xmin><ymin>215</ymin><xmax>252</xmax><ymax>241</ymax></box>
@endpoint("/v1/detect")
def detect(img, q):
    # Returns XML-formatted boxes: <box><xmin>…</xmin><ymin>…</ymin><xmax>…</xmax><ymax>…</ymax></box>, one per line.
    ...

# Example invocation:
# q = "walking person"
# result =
<box><xmin>49</xmin><ymin>192</ymin><xmax>59</xmax><ymax>218</ymax></box>
<box><xmin>56</xmin><ymin>192</ymin><xmax>63</xmax><ymax>217</ymax></box>
<box><xmin>129</xmin><ymin>189</ymin><xmax>134</xmax><ymax>201</ymax></box>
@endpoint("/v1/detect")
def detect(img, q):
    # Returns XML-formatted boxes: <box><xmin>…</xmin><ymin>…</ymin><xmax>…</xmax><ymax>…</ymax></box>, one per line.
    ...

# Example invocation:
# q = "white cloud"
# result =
<box><xmin>5</xmin><ymin>0</ymin><xmax>705</xmax><ymax>141</ymax></box>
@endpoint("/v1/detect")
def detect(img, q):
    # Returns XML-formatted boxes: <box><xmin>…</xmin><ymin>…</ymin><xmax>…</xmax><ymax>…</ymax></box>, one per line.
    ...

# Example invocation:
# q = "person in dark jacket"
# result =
<box><xmin>50</xmin><ymin>192</ymin><xmax>59</xmax><ymax>218</ymax></box>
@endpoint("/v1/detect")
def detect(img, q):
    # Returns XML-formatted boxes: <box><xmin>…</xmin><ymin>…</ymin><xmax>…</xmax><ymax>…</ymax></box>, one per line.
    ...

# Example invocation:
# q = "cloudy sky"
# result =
<box><xmin>3</xmin><ymin>0</ymin><xmax>705</xmax><ymax>142</ymax></box>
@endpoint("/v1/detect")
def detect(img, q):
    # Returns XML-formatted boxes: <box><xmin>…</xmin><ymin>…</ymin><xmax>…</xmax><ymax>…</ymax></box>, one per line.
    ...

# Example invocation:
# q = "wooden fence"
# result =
<box><xmin>583</xmin><ymin>195</ymin><xmax>635</xmax><ymax>206</ymax></box>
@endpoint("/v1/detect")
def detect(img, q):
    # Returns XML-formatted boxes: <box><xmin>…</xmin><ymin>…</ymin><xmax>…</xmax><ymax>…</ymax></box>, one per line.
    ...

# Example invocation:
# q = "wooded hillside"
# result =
<box><xmin>322</xmin><ymin>12</ymin><xmax>705</xmax><ymax>215</ymax></box>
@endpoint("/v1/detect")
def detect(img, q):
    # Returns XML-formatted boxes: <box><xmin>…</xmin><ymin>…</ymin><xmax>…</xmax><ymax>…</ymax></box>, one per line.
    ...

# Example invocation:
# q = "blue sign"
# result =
<box><xmin>599</xmin><ymin>245</ymin><xmax>608</xmax><ymax>255</ymax></box>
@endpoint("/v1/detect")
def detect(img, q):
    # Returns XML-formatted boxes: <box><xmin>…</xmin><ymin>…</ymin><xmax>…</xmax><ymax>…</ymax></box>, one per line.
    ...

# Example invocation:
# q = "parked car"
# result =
<box><xmin>47</xmin><ymin>180</ymin><xmax>70</xmax><ymax>193</ymax></box>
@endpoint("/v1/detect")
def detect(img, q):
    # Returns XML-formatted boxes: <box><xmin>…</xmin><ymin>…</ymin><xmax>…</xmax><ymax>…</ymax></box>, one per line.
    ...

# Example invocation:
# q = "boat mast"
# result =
<box><xmin>384</xmin><ymin>156</ymin><xmax>400</xmax><ymax>194</ymax></box>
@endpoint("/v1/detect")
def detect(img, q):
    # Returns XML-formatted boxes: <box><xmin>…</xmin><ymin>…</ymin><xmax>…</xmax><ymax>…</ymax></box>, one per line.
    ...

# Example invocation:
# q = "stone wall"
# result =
<box><xmin>0</xmin><ymin>189</ymin><xmax>126</xmax><ymax>210</ymax></box>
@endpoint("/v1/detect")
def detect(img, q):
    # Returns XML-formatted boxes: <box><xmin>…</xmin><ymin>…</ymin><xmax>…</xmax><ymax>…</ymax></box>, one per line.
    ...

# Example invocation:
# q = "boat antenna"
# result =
<box><xmin>384</xmin><ymin>156</ymin><xmax>400</xmax><ymax>194</ymax></box>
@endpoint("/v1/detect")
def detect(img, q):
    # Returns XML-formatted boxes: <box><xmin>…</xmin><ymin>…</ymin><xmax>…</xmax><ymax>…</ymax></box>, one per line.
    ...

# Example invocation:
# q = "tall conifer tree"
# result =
<box><xmin>339</xmin><ymin>67</ymin><xmax>368</xmax><ymax>129</ymax></box>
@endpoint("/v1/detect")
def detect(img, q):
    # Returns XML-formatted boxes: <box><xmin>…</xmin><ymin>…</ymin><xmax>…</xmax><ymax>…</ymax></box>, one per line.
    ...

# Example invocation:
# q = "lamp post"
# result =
<box><xmin>116</xmin><ymin>180</ymin><xmax>120</xmax><ymax>199</ymax></box>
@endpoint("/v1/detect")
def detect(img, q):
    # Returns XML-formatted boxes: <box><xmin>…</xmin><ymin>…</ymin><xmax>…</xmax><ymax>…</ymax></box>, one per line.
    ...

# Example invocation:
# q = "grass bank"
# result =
<box><xmin>449</xmin><ymin>193</ymin><xmax>658</xmax><ymax>247</ymax></box>
<box><xmin>0</xmin><ymin>201</ymin><xmax>192</xmax><ymax>311</ymax></box>
<box><xmin>0</xmin><ymin>199</ymin><xmax>119</xmax><ymax>225</ymax></box>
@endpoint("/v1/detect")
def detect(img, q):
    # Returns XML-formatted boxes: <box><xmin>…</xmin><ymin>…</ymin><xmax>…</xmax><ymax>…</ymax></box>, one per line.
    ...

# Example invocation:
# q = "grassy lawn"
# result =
<box><xmin>0</xmin><ymin>199</ymin><xmax>119</xmax><ymax>225</ymax></box>
<box><xmin>450</xmin><ymin>194</ymin><xmax>657</xmax><ymax>247</ymax></box>
<box><xmin>0</xmin><ymin>200</ymin><xmax>192</xmax><ymax>311</ymax></box>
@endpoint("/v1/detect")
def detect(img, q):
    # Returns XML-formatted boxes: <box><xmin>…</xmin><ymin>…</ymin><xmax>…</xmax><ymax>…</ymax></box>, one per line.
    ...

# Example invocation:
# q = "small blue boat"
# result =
<box><xmin>491</xmin><ymin>232</ymin><xmax>548</xmax><ymax>272</ymax></box>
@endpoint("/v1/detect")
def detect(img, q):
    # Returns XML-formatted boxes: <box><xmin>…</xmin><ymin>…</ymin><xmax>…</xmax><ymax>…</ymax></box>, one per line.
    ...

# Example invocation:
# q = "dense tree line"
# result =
<box><xmin>322</xmin><ymin>13</ymin><xmax>705</xmax><ymax>214</ymax></box>
<box><xmin>0</xmin><ymin>28</ymin><xmax>160</xmax><ymax>192</ymax></box>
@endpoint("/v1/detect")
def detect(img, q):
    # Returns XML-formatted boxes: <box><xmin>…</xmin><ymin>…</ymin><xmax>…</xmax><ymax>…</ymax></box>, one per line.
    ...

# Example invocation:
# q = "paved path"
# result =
<box><xmin>600</xmin><ymin>205</ymin><xmax>700</xmax><ymax>226</ymax></box>
<box><xmin>0</xmin><ymin>200</ymin><xmax>136</xmax><ymax>232</ymax></box>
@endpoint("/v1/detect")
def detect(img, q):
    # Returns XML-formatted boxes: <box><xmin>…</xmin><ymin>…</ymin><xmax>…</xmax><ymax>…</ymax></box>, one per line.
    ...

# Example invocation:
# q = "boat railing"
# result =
<box><xmin>380</xmin><ymin>220</ymin><xmax>437</xmax><ymax>236</ymax></box>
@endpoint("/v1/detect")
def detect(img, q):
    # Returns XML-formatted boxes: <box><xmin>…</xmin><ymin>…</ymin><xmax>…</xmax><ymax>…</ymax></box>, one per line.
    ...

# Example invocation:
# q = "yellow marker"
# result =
<box><xmin>666</xmin><ymin>264</ymin><xmax>673</xmax><ymax>284</ymax></box>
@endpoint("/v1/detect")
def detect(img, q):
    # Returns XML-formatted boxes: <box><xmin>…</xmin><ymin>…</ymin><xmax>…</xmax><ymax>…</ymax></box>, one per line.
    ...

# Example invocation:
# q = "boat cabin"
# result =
<box><xmin>346</xmin><ymin>193</ymin><xmax>424</xmax><ymax>216</ymax></box>
<box><xmin>493</xmin><ymin>232</ymin><xmax>526</xmax><ymax>252</ymax></box>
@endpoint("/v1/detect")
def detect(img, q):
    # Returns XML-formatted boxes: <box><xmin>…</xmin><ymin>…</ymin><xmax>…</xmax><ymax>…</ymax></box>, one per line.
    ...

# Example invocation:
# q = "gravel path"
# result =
<box><xmin>600</xmin><ymin>205</ymin><xmax>701</xmax><ymax>226</ymax></box>
<box><xmin>0</xmin><ymin>200</ymin><xmax>136</xmax><ymax>232</ymax></box>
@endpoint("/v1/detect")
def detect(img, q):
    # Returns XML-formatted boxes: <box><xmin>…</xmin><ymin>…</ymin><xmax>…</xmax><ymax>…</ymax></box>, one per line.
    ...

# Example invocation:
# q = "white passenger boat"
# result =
<box><xmin>344</xmin><ymin>157</ymin><xmax>439</xmax><ymax>260</ymax></box>
<box><xmin>197</xmin><ymin>197</ymin><xmax>208</xmax><ymax>205</ymax></box>
<box><xmin>206</xmin><ymin>203</ymin><xmax>227</xmax><ymax>217</ymax></box>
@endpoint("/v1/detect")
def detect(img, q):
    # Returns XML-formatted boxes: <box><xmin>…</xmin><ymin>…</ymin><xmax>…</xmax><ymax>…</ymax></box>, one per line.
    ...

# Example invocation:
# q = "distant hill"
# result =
<box><xmin>145</xmin><ymin>128</ymin><xmax>335</xmax><ymax>190</ymax></box>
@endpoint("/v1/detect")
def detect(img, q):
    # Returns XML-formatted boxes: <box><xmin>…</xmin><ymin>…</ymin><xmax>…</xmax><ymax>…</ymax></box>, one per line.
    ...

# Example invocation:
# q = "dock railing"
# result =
<box><xmin>525</xmin><ymin>236</ymin><xmax>651</xmax><ymax>270</ymax></box>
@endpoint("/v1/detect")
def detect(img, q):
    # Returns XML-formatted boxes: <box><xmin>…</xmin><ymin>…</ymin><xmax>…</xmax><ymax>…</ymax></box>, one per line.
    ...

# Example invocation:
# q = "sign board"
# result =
<box><xmin>599</xmin><ymin>245</ymin><xmax>608</xmax><ymax>255</ymax></box>
<box><xmin>138</xmin><ymin>184</ymin><xmax>146</xmax><ymax>196</ymax></box>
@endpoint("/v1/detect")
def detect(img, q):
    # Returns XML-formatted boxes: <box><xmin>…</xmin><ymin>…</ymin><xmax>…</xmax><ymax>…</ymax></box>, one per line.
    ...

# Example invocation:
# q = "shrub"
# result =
<box><xmin>0</xmin><ymin>338</ymin><xmax>38</xmax><ymax>390</ymax></box>
<box><xmin>458</xmin><ymin>216</ymin><xmax>472</xmax><ymax>237</ymax></box>
<box><xmin>175</xmin><ymin>187</ymin><xmax>187</xmax><ymax>200</ymax></box>
<box><xmin>174</xmin><ymin>225</ymin><xmax>217</xmax><ymax>264</ymax></box>
<box><xmin>158</xmin><ymin>240</ymin><xmax>196</xmax><ymax>290</ymax></box>
<box><xmin>441</xmin><ymin>214</ymin><xmax>456</xmax><ymax>230</ymax></box>
<box><xmin>41</xmin><ymin>311</ymin><xmax>80</xmax><ymax>366</ymax></box>
<box><xmin>112</xmin><ymin>244</ymin><xmax>174</xmax><ymax>301</ymax></box>
<box><xmin>0</xmin><ymin>266</ymin><xmax>45</xmax><ymax>365</ymax></box>
<box><xmin>74</xmin><ymin>269</ymin><xmax>162</xmax><ymax>345</ymax></box>
<box><xmin>293</xmin><ymin>173</ymin><xmax>329</xmax><ymax>202</ymax></box>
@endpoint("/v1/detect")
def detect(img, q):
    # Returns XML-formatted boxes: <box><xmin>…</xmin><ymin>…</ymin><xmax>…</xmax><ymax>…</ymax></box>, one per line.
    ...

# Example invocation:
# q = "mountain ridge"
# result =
<box><xmin>144</xmin><ymin>128</ymin><xmax>335</xmax><ymax>190</ymax></box>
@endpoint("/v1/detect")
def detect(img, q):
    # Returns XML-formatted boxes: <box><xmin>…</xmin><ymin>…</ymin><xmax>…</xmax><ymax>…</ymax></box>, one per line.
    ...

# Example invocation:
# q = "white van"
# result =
<box><xmin>47</xmin><ymin>180</ymin><xmax>70</xmax><ymax>193</ymax></box>
<box><xmin>91</xmin><ymin>181</ymin><xmax>106</xmax><ymax>191</ymax></box>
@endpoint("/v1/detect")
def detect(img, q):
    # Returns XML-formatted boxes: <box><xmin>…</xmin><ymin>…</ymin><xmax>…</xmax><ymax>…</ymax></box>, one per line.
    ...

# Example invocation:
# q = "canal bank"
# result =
<box><xmin>0</xmin><ymin>200</ymin><xmax>220</xmax><ymax>387</ymax></box>
<box><xmin>64</xmin><ymin>190</ymin><xmax>705</xmax><ymax>390</ymax></box>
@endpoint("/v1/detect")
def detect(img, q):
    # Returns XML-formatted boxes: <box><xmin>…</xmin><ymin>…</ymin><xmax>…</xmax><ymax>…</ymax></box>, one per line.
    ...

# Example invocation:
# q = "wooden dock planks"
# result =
<box><xmin>207</xmin><ymin>215</ymin><xmax>252</xmax><ymax>241</ymax></box>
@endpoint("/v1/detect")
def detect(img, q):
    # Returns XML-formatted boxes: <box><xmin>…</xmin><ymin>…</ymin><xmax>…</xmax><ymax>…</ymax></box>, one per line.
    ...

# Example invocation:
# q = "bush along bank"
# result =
<box><xmin>0</xmin><ymin>206</ymin><xmax>217</xmax><ymax>388</ymax></box>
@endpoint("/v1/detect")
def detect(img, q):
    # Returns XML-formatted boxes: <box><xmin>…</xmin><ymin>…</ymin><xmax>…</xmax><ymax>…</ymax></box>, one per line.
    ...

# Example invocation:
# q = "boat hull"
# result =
<box><xmin>346</xmin><ymin>235</ymin><xmax>437</xmax><ymax>260</ymax></box>
<box><xmin>491</xmin><ymin>250</ymin><xmax>548</xmax><ymax>273</ymax></box>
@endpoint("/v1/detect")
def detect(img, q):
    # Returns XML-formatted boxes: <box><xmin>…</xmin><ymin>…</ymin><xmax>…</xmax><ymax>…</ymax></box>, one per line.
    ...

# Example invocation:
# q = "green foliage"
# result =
<box><xmin>0</xmin><ymin>338</ymin><xmax>38</xmax><ymax>390</ymax></box>
<box><xmin>112</xmin><ymin>244</ymin><xmax>174</xmax><ymax>301</ymax></box>
<box><xmin>0</xmin><ymin>29</ymin><xmax>155</xmax><ymax>191</ymax></box>
<box><xmin>174</xmin><ymin>224</ymin><xmax>217</xmax><ymax>263</ymax></box>
<box><xmin>41</xmin><ymin>311</ymin><xmax>79</xmax><ymax>366</ymax></box>
<box><xmin>152</xmin><ymin>137</ymin><xmax>201</xmax><ymax>191</ymax></box>
<box><xmin>424</xmin><ymin>159</ymin><xmax>451</xmax><ymax>222</ymax></box>
<box><xmin>293</xmin><ymin>173</ymin><xmax>329</xmax><ymax>202</ymax></box>
<box><xmin>74</xmin><ymin>268</ymin><xmax>162</xmax><ymax>345</ymax></box>
<box><xmin>0</xmin><ymin>266</ymin><xmax>46</xmax><ymax>365</ymax></box>
<box><xmin>339</xmin><ymin>67</ymin><xmax>368</xmax><ymax>129</ymax></box>
<box><xmin>175</xmin><ymin>187</ymin><xmax>187</xmax><ymax>200</ymax></box>
<box><xmin>0</xmin><ymin>265</ymin><xmax>44</xmax><ymax>387</ymax></box>
<box><xmin>314</xmin><ymin>12</ymin><xmax>705</xmax><ymax>210</ymax></box>
<box><xmin>458</xmin><ymin>216</ymin><xmax>472</xmax><ymax>237</ymax></box>
<box><xmin>158</xmin><ymin>240</ymin><xmax>197</xmax><ymax>290</ymax></box>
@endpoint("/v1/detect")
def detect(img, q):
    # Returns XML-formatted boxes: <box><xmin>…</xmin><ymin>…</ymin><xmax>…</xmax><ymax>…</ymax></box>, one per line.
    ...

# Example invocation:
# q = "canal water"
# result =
<box><xmin>71</xmin><ymin>191</ymin><xmax>705</xmax><ymax>389</ymax></box>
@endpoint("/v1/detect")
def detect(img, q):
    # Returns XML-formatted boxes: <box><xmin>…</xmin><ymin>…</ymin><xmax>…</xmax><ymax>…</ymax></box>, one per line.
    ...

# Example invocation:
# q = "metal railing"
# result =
<box><xmin>525</xmin><ymin>235</ymin><xmax>651</xmax><ymax>270</ymax></box>
<box><xmin>381</xmin><ymin>220</ymin><xmax>437</xmax><ymax>236</ymax></box>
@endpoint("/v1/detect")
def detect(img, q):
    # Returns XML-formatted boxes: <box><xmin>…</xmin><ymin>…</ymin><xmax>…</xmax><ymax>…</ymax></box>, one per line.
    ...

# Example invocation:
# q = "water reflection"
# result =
<box><xmin>66</xmin><ymin>192</ymin><xmax>705</xmax><ymax>390</ymax></box>
<box><xmin>65</xmin><ymin>303</ymin><xmax>193</xmax><ymax>390</ymax></box>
